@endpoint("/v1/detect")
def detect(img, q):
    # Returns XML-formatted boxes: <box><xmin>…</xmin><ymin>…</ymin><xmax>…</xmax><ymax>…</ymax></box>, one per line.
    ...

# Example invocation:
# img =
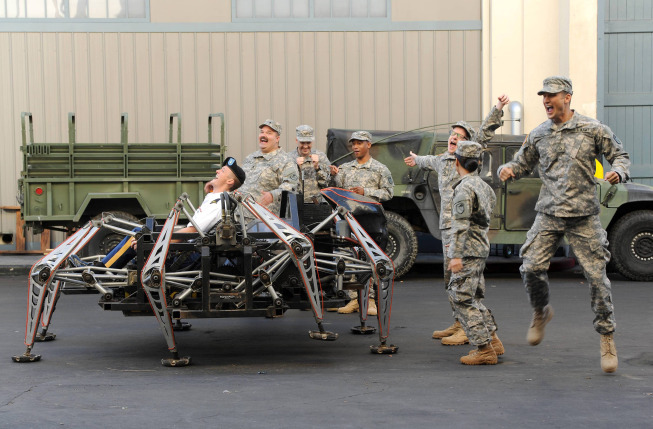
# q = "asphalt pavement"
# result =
<box><xmin>0</xmin><ymin>265</ymin><xmax>651</xmax><ymax>428</ymax></box>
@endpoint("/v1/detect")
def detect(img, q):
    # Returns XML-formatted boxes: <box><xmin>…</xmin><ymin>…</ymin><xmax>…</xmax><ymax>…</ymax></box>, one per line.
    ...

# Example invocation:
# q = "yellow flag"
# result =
<box><xmin>595</xmin><ymin>159</ymin><xmax>604</xmax><ymax>179</ymax></box>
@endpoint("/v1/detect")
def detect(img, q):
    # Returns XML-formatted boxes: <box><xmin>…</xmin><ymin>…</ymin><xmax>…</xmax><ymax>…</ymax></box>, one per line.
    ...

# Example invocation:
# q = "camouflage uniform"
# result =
<box><xmin>333</xmin><ymin>133</ymin><xmax>394</xmax><ymax>303</ymax></box>
<box><xmin>239</xmin><ymin>148</ymin><xmax>299</xmax><ymax>217</ymax></box>
<box><xmin>332</xmin><ymin>157</ymin><xmax>394</xmax><ymax>202</ymax></box>
<box><xmin>498</xmin><ymin>111</ymin><xmax>630</xmax><ymax>335</ymax></box>
<box><xmin>447</xmin><ymin>157</ymin><xmax>497</xmax><ymax>347</ymax></box>
<box><xmin>289</xmin><ymin>148</ymin><xmax>331</xmax><ymax>203</ymax></box>
<box><xmin>414</xmin><ymin>106</ymin><xmax>503</xmax><ymax>285</ymax></box>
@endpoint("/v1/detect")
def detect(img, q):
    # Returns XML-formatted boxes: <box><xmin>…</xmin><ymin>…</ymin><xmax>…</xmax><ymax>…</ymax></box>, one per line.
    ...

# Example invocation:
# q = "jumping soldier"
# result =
<box><xmin>498</xmin><ymin>76</ymin><xmax>630</xmax><ymax>373</ymax></box>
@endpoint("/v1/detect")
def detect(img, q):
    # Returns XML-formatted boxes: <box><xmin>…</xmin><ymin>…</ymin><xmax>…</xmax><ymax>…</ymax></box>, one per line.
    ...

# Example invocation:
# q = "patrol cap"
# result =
<box><xmin>259</xmin><ymin>119</ymin><xmax>282</xmax><ymax>135</ymax></box>
<box><xmin>223</xmin><ymin>156</ymin><xmax>246</xmax><ymax>185</ymax></box>
<box><xmin>455</xmin><ymin>141</ymin><xmax>483</xmax><ymax>159</ymax></box>
<box><xmin>537</xmin><ymin>76</ymin><xmax>573</xmax><ymax>95</ymax></box>
<box><xmin>349</xmin><ymin>130</ymin><xmax>372</xmax><ymax>143</ymax></box>
<box><xmin>451</xmin><ymin>121</ymin><xmax>474</xmax><ymax>140</ymax></box>
<box><xmin>296</xmin><ymin>125</ymin><xmax>315</xmax><ymax>142</ymax></box>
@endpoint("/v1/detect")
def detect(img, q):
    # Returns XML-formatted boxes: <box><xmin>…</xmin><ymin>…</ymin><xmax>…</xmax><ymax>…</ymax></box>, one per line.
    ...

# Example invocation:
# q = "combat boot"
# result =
<box><xmin>441</xmin><ymin>327</ymin><xmax>469</xmax><ymax>345</ymax></box>
<box><xmin>600</xmin><ymin>333</ymin><xmax>618</xmax><ymax>373</ymax></box>
<box><xmin>337</xmin><ymin>300</ymin><xmax>359</xmax><ymax>314</ymax></box>
<box><xmin>527</xmin><ymin>304</ymin><xmax>554</xmax><ymax>346</ymax></box>
<box><xmin>432</xmin><ymin>320</ymin><xmax>461</xmax><ymax>339</ymax></box>
<box><xmin>367</xmin><ymin>299</ymin><xmax>377</xmax><ymax>316</ymax></box>
<box><xmin>460</xmin><ymin>343</ymin><xmax>497</xmax><ymax>365</ymax></box>
<box><xmin>490</xmin><ymin>332</ymin><xmax>505</xmax><ymax>356</ymax></box>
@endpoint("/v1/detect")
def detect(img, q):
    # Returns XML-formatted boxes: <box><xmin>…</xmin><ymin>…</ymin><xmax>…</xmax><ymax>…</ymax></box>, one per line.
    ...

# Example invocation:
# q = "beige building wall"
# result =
<box><xmin>482</xmin><ymin>0</ymin><xmax>599</xmax><ymax>134</ymax></box>
<box><xmin>0</xmin><ymin>0</ymin><xmax>484</xmax><ymax>241</ymax></box>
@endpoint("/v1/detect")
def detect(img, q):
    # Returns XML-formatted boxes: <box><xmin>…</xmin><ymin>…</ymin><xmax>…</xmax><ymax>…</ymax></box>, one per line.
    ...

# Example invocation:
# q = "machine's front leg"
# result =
<box><xmin>140</xmin><ymin>206</ymin><xmax>190</xmax><ymax>367</ymax></box>
<box><xmin>344</xmin><ymin>213</ymin><xmax>398</xmax><ymax>354</ymax></box>
<box><xmin>13</xmin><ymin>223</ymin><xmax>98</xmax><ymax>363</ymax></box>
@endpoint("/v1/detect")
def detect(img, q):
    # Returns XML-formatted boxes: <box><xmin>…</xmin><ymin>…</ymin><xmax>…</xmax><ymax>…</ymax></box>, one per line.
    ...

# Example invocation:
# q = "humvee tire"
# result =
<box><xmin>385</xmin><ymin>211</ymin><xmax>418</xmax><ymax>278</ymax></box>
<box><xmin>608</xmin><ymin>210</ymin><xmax>653</xmax><ymax>281</ymax></box>
<box><xmin>86</xmin><ymin>211</ymin><xmax>140</xmax><ymax>256</ymax></box>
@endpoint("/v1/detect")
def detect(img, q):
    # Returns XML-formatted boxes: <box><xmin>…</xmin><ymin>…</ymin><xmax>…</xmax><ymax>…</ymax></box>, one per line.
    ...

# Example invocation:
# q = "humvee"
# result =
<box><xmin>326</xmin><ymin>129</ymin><xmax>653</xmax><ymax>281</ymax></box>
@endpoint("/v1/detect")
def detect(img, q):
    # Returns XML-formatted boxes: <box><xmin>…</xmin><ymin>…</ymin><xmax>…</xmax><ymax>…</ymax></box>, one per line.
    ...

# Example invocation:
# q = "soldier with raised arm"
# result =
<box><xmin>404</xmin><ymin>95</ymin><xmax>509</xmax><ymax>346</ymax></box>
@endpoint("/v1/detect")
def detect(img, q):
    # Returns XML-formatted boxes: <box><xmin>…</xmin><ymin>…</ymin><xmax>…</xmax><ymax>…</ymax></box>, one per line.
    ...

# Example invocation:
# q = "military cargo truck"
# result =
<box><xmin>326</xmin><ymin>129</ymin><xmax>653</xmax><ymax>281</ymax></box>
<box><xmin>18</xmin><ymin>112</ymin><xmax>225</xmax><ymax>255</ymax></box>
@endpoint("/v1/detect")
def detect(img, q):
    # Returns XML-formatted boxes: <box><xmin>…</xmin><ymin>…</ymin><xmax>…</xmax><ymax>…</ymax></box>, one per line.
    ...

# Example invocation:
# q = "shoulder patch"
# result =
<box><xmin>452</xmin><ymin>192</ymin><xmax>471</xmax><ymax>219</ymax></box>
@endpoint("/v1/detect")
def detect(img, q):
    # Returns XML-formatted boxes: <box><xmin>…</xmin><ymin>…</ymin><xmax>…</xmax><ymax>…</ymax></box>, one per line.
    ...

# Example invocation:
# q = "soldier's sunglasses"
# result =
<box><xmin>450</xmin><ymin>130</ymin><xmax>468</xmax><ymax>140</ymax></box>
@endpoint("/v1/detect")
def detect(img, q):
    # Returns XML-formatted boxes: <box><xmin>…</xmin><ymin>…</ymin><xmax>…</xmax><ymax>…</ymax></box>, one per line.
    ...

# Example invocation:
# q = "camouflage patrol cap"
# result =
<box><xmin>259</xmin><ymin>119</ymin><xmax>282</xmax><ymax>135</ymax></box>
<box><xmin>296</xmin><ymin>125</ymin><xmax>315</xmax><ymax>142</ymax></box>
<box><xmin>451</xmin><ymin>121</ymin><xmax>474</xmax><ymax>140</ymax></box>
<box><xmin>349</xmin><ymin>130</ymin><xmax>372</xmax><ymax>142</ymax></box>
<box><xmin>537</xmin><ymin>76</ymin><xmax>573</xmax><ymax>95</ymax></box>
<box><xmin>455</xmin><ymin>141</ymin><xmax>483</xmax><ymax>159</ymax></box>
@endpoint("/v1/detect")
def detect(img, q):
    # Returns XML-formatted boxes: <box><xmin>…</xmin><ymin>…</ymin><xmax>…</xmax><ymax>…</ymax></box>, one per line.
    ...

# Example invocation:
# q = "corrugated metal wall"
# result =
<box><xmin>603</xmin><ymin>0</ymin><xmax>653</xmax><ymax>186</ymax></box>
<box><xmin>0</xmin><ymin>29</ymin><xmax>481</xmax><ymax>237</ymax></box>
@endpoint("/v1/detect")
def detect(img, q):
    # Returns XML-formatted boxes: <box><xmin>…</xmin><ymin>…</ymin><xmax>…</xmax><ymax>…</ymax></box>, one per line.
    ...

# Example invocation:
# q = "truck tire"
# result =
<box><xmin>85</xmin><ymin>211</ymin><xmax>140</xmax><ymax>257</ymax></box>
<box><xmin>607</xmin><ymin>210</ymin><xmax>653</xmax><ymax>281</ymax></box>
<box><xmin>384</xmin><ymin>211</ymin><xmax>418</xmax><ymax>278</ymax></box>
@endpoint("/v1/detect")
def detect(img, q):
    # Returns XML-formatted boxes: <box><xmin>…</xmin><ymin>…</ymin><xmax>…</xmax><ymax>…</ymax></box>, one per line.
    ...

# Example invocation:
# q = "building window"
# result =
<box><xmin>0</xmin><ymin>0</ymin><xmax>148</xmax><ymax>19</ymax></box>
<box><xmin>234</xmin><ymin>0</ymin><xmax>388</xmax><ymax>19</ymax></box>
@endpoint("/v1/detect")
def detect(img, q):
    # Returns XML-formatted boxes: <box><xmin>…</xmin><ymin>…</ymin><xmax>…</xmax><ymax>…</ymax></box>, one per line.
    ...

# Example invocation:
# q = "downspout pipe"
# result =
<box><xmin>508</xmin><ymin>101</ymin><xmax>523</xmax><ymax>135</ymax></box>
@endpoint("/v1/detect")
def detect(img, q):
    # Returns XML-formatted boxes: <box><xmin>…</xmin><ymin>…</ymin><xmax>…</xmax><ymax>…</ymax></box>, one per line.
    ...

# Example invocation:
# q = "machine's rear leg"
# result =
<box><xmin>13</xmin><ymin>223</ymin><xmax>97</xmax><ymax>363</ymax></box>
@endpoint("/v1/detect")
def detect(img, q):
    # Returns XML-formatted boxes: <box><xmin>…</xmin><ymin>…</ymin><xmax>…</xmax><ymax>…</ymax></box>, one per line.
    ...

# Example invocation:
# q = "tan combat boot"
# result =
<box><xmin>432</xmin><ymin>320</ymin><xmax>461</xmax><ymax>339</ymax></box>
<box><xmin>337</xmin><ymin>299</ymin><xmax>359</xmax><ymax>314</ymax></box>
<box><xmin>490</xmin><ymin>332</ymin><xmax>505</xmax><ymax>356</ymax></box>
<box><xmin>367</xmin><ymin>299</ymin><xmax>377</xmax><ymax>316</ymax></box>
<box><xmin>441</xmin><ymin>326</ymin><xmax>469</xmax><ymax>345</ymax></box>
<box><xmin>460</xmin><ymin>343</ymin><xmax>498</xmax><ymax>365</ymax></box>
<box><xmin>600</xmin><ymin>333</ymin><xmax>618</xmax><ymax>373</ymax></box>
<box><xmin>527</xmin><ymin>304</ymin><xmax>554</xmax><ymax>346</ymax></box>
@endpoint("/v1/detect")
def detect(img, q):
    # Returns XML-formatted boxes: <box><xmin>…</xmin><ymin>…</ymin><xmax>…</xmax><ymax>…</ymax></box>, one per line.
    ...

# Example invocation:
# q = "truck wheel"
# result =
<box><xmin>607</xmin><ymin>210</ymin><xmax>653</xmax><ymax>281</ymax></box>
<box><xmin>85</xmin><ymin>211</ymin><xmax>140</xmax><ymax>256</ymax></box>
<box><xmin>384</xmin><ymin>211</ymin><xmax>418</xmax><ymax>278</ymax></box>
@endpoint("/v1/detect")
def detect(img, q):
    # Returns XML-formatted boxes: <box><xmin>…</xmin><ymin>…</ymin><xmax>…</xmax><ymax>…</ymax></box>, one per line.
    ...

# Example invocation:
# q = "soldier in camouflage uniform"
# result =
<box><xmin>330</xmin><ymin>130</ymin><xmax>394</xmax><ymax>316</ymax></box>
<box><xmin>447</xmin><ymin>141</ymin><xmax>502</xmax><ymax>365</ymax></box>
<box><xmin>288</xmin><ymin>125</ymin><xmax>331</xmax><ymax>203</ymax></box>
<box><xmin>404</xmin><ymin>94</ymin><xmax>510</xmax><ymax>345</ymax></box>
<box><xmin>238</xmin><ymin>119</ymin><xmax>299</xmax><ymax>219</ymax></box>
<box><xmin>498</xmin><ymin>76</ymin><xmax>630</xmax><ymax>373</ymax></box>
